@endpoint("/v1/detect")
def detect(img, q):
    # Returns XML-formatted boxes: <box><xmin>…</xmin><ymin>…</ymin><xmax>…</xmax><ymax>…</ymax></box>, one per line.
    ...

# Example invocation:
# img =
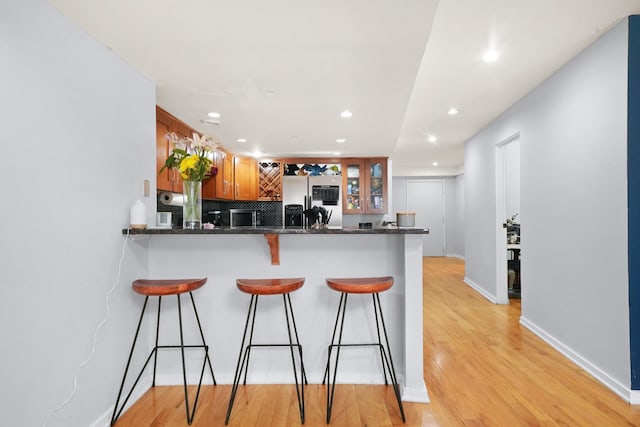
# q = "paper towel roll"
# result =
<box><xmin>160</xmin><ymin>192</ymin><xmax>184</xmax><ymax>207</ymax></box>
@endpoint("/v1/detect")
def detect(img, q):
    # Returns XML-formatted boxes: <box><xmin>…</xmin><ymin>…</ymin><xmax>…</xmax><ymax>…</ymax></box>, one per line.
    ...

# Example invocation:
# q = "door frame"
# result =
<box><xmin>495</xmin><ymin>132</ymin><xmax>520</xmax><ymax>305</ymax></box>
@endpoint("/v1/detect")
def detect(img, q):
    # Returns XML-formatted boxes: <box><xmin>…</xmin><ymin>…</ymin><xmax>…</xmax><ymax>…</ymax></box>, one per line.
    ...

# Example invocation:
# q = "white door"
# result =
<box><xmin>407</xmin><ymin>180</ymin><xmax>445</xmax><ymax>256</ymax></box>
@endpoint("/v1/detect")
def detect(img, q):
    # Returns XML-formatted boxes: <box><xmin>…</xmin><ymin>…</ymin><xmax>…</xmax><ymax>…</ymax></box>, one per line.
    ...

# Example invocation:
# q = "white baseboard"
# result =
<box><xmin>402</xmin><ymin>384</ymin><xmax>430</xmax><ymax>403</ymax></box>
<box><xmin>463</xmin><ymin>277</ymin><xmax>497</xmax><ymax>303</ymax></box>
<box><xmin>520</xmin><ymin>315</ymin><xmax>633</xmax><ymax>403</ymax></box>
<box><xmin>446</xmin><ymin>253</ymin><xmax>465</xmax><ymax>260</ymax></box>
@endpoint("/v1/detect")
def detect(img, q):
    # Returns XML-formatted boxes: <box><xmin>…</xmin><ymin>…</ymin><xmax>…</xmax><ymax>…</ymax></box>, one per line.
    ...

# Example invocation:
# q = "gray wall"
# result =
<box><xmin>0</xmin><ymin>1</ymin><xmax>155</xmax><ymax>426</ymax></box>
<box><xmin>464</xmin><ymin>19</ymin><xmax>630</xmax><ymax>395</ymax></box>
<box><xmin>392</xmin><ymin>176</ymin><xmax>465</xmax><ymax>258</ymax></box>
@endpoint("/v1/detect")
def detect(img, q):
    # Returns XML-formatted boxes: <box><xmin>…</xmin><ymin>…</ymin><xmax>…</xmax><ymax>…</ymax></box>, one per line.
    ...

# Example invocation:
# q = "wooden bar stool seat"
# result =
<box><xmin>326</xmin><ymin>276</ymin><xmax>394</xmax><ymax>294</ymax></box>
<box><xmin>111</xmin><ymin>278</ymin><xmax>216</xmax><ymax>426</ymax></box>
<box><xmin>226</xmin><ymin>278</ymin><xmax>306</xmax><ymax>424</ymax></box>
<box><xmin>323</xmin><ymin>276</ymin><xmax>405</xmax><ymax>423</ymax></box>
<box><xmin>132</xmin><ymin>278</ymin><xmax>207</xmax><ymax>296</ymax></box>
<box><xmin>236</xmin><ymin>277</ymin><xmax>305</xmax><ymax>295</ymax></box>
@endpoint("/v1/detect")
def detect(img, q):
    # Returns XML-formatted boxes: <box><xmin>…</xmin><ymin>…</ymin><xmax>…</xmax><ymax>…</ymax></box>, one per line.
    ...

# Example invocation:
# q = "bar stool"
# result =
<box><xmin>323</xmin><ymin>276</ymin><xmax>405</xmax><ymax>423</ymax></box>
<box><xmin>225</xmin><ymin>278</ymin><xmax>306</xmax><ymax>425</ymax></box>
<box><xmin>111</xmin><ymin>278</ymin><xmax>216</xmax><ymax>426</ymax></box>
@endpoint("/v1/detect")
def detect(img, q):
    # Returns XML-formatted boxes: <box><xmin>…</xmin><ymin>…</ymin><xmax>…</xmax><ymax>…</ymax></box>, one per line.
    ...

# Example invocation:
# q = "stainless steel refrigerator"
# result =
<box><xmin>282</xmin><ymin>175</ymin><xmax>342</xmax><ymax>227</ymax></box>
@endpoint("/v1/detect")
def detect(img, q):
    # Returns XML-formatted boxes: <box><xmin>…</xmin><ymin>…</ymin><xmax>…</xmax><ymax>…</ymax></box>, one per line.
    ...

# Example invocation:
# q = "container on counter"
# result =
<box><xmin>396</xmin><ymin>212</ymin><xmax>416</xmax><ymax>228</ymax></box>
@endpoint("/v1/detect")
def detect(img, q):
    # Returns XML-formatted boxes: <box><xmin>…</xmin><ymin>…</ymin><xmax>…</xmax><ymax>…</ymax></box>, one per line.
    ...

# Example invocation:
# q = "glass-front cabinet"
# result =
<box><xmin>341</xmin><ymin>158</ymin><xmax>388</xmax><ymax>214</ymax></box>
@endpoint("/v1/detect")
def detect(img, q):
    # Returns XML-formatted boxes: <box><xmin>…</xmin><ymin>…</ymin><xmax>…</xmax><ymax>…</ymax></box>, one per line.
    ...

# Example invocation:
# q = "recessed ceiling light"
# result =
<box><xmin>207</xmin><ymin>111</ymin><xmax>220</xmax><ymax>118</ymax></box>
<box><xmin>200</xmin><ymin>119</ymin><xmax>220</xmax><ymax>126</ymax></box>
<box><xmin>336</xmin><ymin>138</ymin><xmax>346</xmax><ymax>143</ymax></box>
<box><xmin>333</xmin><ymin>151</ymin><xmax>341</xmax><ymax>155</ymax></box>
<box><xmin>340</xmin><ymin>110</ymin><xmax>353</xmax><ymax>119</ymax></box>
<box><xmin>448</xmin><ymin>108</ymin><xmax>458</xmax><ymax>116</ymax></box>
<box><xmin>428</xmin><ymin>135</ymin><xmax>437</xmax><ymax>143</ymax></box>
<box><xmin>483</xmin><ymin>50</ymin><xmax>499</xmax><ymax>63</ymax></box>
<box><xmin>236</xmin><ymin>138</ymin><xmax>247</xmax><ymax>143</ymax></box>
<box><xmin>432</xmin><ymin>161</ymin><xmax>439</xmax><ymax>166</ymax></box>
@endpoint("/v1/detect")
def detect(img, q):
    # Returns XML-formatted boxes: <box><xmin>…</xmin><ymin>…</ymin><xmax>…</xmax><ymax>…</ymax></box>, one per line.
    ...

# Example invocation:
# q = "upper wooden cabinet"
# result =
<box><xmin>156</xmin><ymin>107</ymin><xmax>184</xmax><ymax>193</ymax></box>
<box><xmin>342</xmin><ymin>158</ymin><xmax>388</xmax><ymax>215</ymax></box>
<box><xmin>233</xmin><ymin>155</ymin><xmax>258</xmax><ymax>201</ymax></box>
<box><xmin>203</xmin><ymin>148</ymin><xmax>233</xmax><ymax>200</ymax></box>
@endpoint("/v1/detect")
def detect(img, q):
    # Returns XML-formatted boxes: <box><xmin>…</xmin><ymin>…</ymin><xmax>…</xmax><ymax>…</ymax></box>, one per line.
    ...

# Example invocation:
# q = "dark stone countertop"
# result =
<box><xmin>122</xmin><ymin>226</ymin><xmax>429</xmax><ymax>235</ymax></box>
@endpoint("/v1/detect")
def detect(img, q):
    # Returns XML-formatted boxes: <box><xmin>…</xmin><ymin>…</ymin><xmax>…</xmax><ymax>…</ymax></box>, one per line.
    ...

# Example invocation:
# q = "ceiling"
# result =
<box><xmin>50</xmin><ymin>0</ymin><xmax>640</xmax><ymax>176</ymax></box>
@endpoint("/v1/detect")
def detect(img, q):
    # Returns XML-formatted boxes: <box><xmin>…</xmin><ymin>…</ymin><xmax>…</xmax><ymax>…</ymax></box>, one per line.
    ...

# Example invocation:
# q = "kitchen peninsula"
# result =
<box><xmin>123</xmin><ymin>226</ymin><xmax>429</xmax><ymax>403</ymax></box>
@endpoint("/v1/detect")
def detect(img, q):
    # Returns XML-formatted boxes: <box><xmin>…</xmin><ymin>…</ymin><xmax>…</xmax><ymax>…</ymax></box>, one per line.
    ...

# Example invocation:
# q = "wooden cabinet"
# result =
<box><xmin>203</xmin><ymin>148</ymin><xmax>233</xmax><ymax>200</ymax></box>
<box><xmin>342</xmin><ymin>158</ymin><xmax>388</xmax><ymax>215</ymax></box>
<box><xmin>258</xmin><ymin>160</ymin><xmax>282</xmax><ymax>201</ymax></box>
<box><xmin>156</xmin><ymin>107</ymin><xmax>183</xmax><ymax>192</ymax></box>
<box><xmin>233</xmin><ymin>155</ymin><xmax>258</xmax><ymax>201</ymax></box>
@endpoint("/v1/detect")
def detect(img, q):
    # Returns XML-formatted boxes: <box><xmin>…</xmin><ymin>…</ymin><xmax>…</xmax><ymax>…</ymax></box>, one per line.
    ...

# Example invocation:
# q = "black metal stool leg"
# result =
<box><xmin>226</xmin><ymin>295</ymin><xmax>258</xmax><ymax>425</ymax></box>
<box><xmin>283</xmin><ymin>293</ymin><xmax>305</xmax><ymax>423</ymax></box>
<box><xmin>326</xmin><ymin>293</ymin><xmax>348</xmax><ymax>423</ymax></box>
<box><xmin>189</xmin><ymin>291</ymin><xmax>217</xmax><ymax>385</ymax></box>
<box><xmin>374</xmin><ymin>293</ymin><xmax>406</xmax><ymax>423</ymax></box>
<box><xmin>322</xmin><ymin>293</ymin><xmax>346</xmax><ymax>384</ymax></box>
<box><xmin>111</xmin><ymin>296</ymin><xmax>151</xmax><ymax>426</ymax></box>
<box><xmin>176</xmin><ymin>294</ymin><xmax>193</xmax><ymax>424</ymax></box>
<box><xmin>372</xmin><ymin>293</ymin><xmax>389</xmax><ymax>385</ymax></box>
<box><xmin>242</xmin><ymin>295</ymin><xmax>259</xmax><ymax>385</ymax></box>
<box><xmin>152</xmin><ymin>296</ymin><xmax>162</xmax><ymax>386</ymax></box>
<box><xmin>286</xmin><ymin>293</ymin><xmax>308</xmax><ymax>385</ymax></box>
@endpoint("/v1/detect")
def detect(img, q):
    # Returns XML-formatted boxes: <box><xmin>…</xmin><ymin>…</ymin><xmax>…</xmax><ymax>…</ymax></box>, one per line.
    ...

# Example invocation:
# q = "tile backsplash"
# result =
<box><xmin>157</xmin><ymin>193</ymin><xmax>282</xmax><ymax>227</ymax></box>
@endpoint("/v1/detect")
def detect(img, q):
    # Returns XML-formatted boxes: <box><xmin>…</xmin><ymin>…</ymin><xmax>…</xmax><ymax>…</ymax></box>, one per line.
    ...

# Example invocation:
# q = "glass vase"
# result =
<box><xmin>182</xmin><ymin>180</ymin><xmax>202</xmax><ymax>229</ymax></box>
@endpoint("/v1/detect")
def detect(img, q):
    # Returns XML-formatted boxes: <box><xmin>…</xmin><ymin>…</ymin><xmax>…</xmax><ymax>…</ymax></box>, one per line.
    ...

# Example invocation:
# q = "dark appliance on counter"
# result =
<box><xmin>284</xmin><ymin>204</ymin><xmax>304</xmax><ymax>228</ymax></box>
<box><xmin>229</xmin><ymin>209</ymin><xmax>262</xmax><ymax>227</ymax></box>
<box><xmin>205</xmin><ymin>209</ymin><xmax>263</xmax><ymax>227</ymax></box>
<box><xmin>204</xmin><ymin>210</ymin><xmax>224</xmax><ymax>226</ymax></box>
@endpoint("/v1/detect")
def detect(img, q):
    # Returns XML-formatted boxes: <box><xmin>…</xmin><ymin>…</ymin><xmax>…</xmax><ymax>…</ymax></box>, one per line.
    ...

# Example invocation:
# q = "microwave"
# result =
<box><xmin>205</xmin><ymin>209</ymin><xmax>263</xmax><ymax>227</ymax></box>
<box><xmin>229</xmin><ymin>209</ymin><xmax>262</xmax><ymax>227</ymax></box>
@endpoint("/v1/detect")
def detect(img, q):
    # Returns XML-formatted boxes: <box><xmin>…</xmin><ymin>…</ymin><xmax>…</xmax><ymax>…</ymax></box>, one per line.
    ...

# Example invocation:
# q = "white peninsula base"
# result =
<box><xmin>126</xmin><ymin>230</ymin><xmax>429</xmax><ymax>403</ymax></box>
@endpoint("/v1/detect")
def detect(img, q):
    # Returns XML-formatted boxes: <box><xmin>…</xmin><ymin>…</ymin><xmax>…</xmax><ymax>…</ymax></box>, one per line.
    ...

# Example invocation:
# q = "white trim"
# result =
<box><xmin>520</xmin><ymin>315</ymin><xmax>632</xmax><ymax>403</ymax></box>
<box><xmin>402</xmin><ymin>384</ymin><xmax>430</xmax><ymax>403</ymax></box>
<box><xmin>446</xmin><ymin>252</ymin><xmax>465</xmax><ymax>260</ymax></box>
<box><xmin>463</xmin><ymin>277</ymin><xmax>498</xmax><ymax>304</ymax></box>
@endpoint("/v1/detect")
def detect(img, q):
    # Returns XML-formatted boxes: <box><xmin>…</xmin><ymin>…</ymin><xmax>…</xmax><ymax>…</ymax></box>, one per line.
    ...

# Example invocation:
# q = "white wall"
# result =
<box><xmin>464</xmin><ymin>19</ymin><xmax>630</xmax><ymax>395</ymax></box>
<box><xmin>392</xmin><ymin>176</ymin><xmax>465</xmax><ymax>257</ymax></box>
<box><xmin>0</xmin><ymin>1</ymin><xmax>155</xmax><ymax>426</ymax></box>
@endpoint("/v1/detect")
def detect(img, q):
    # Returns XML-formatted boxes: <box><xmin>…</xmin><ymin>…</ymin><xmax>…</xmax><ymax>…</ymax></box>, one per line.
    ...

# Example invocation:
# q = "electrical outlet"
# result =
<box><xmin>143</xmin><ymin>179</ymin><xmax>150</xmax><ymax>197</ymax></box>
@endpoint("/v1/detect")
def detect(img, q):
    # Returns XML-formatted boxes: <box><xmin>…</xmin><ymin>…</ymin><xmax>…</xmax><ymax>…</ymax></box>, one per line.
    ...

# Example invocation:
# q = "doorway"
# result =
<box><xmin>407</xmin><ymin>180</ymin><xmax>445</xmax><ymax>256</ymax></box>
<box><xmin>495</xmin><ymin>133</ymin><xmax>521</xmax><ymax>305</ymax></box>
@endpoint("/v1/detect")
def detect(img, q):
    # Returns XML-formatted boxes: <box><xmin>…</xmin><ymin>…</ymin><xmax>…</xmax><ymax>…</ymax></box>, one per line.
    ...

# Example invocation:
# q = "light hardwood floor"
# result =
<box><xmin>112</xmin><ymin>257</ymin><xmax>640</xmax><ymax>426</ymax></box>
